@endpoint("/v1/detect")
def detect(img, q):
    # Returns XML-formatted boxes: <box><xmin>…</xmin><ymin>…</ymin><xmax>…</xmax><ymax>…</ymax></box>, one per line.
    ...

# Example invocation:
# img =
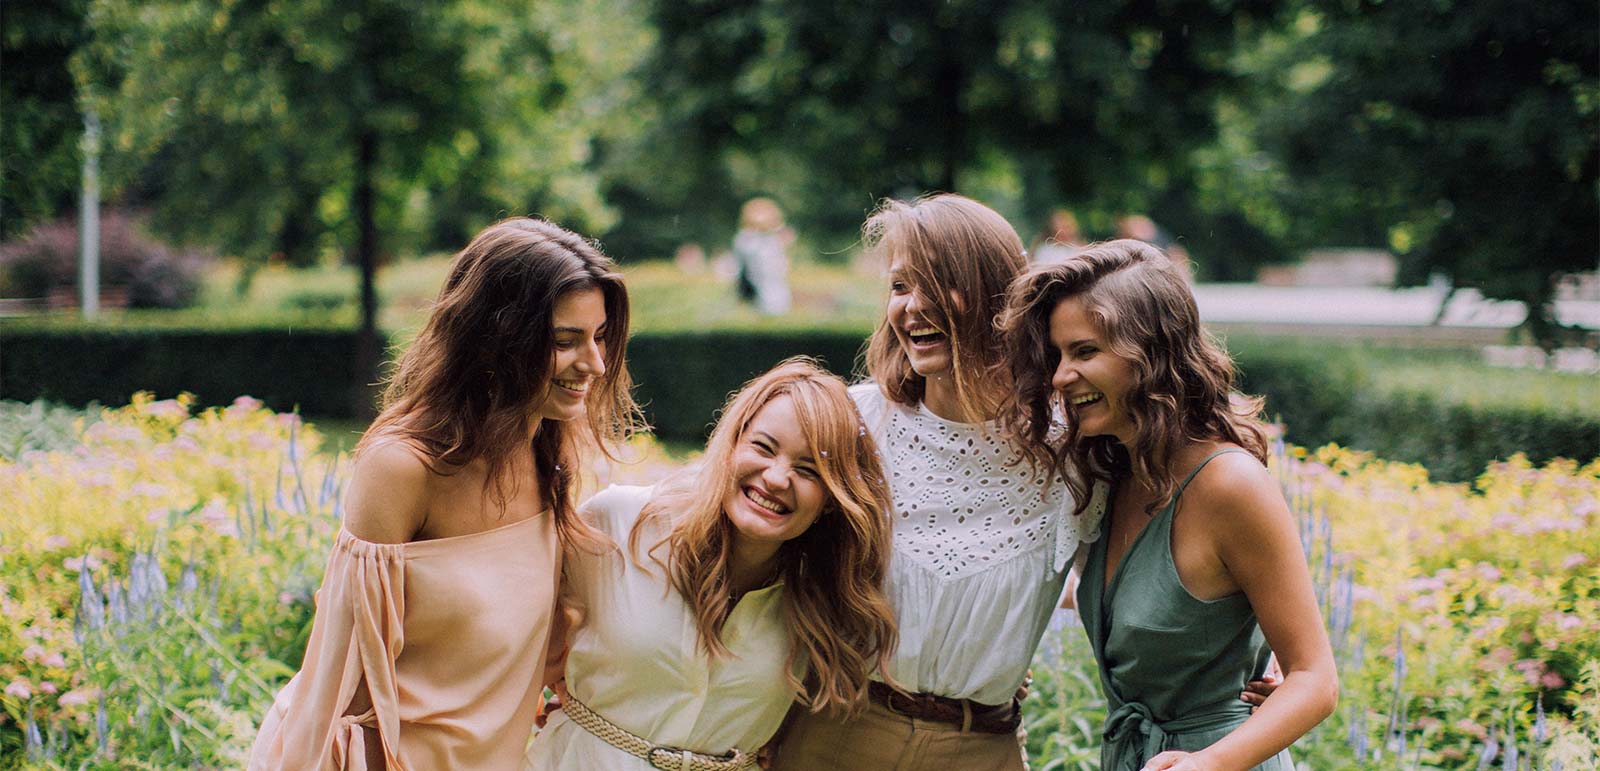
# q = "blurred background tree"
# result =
<box><xmin>1</xmin><ymin>0</ymin><xmax>89</xmax><ymax>241</ymax></box>
<box><xmin>608</xmin><ymin>0</ymin><xmax>1280</xmax><ymax>264</ymax></box>
<box><xmin>0</xmin><ymin>0</ymin><xmax>1593</xmax><ymax>343</ymax></box>
<box><xmin>1222</xmin><ymin>0</ymin><xmax>1599</xmax><ymax>342</ymax></box>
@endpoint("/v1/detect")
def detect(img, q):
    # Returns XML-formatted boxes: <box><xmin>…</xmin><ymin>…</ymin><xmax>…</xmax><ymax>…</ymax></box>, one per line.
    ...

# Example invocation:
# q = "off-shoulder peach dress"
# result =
<box><xmin>249</xmin><ymin>511</ymin><xmax>559</xmax><ymax>770</ymax></box>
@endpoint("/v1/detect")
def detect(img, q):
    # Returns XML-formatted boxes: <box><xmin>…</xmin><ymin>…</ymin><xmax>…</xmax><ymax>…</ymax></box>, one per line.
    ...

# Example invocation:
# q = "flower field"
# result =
<box><xmin>2</xmin><ymin>398</ymin><xmax>1596</xmax><ymax>769</ymax></box>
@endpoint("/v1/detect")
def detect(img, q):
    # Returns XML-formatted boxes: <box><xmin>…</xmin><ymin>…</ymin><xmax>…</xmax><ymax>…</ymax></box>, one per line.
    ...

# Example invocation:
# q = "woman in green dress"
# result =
<box><xmin>999</xmin><ymin>239</ymin><xmax>1338</xmax><ymax>771</ymax></box>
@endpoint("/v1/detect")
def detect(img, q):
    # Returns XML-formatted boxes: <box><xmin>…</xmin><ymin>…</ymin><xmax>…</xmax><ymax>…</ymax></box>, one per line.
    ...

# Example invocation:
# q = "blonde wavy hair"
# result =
<box><xmin>630</xmin><ymin>358</ymin><xmax>898</xmax><ymax>716</ymax></box>
<box><xmin>999</xmin><ymin>239</ymin><xmax>1269</xmax><ymax>515</ymax></box>
<box><xmin>861</xmin><ymin>194</ymin><xmax>1028</xmax><ymax>421</ymax></box>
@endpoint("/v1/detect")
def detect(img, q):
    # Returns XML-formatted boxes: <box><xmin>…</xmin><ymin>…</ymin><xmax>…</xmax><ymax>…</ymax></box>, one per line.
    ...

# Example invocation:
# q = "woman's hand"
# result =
<box><xmin>1142</xmin><ymin>750</ymin><xmax>1218</xmax><ymax>771</ymax></box>
<box><xmin>1241</xmin><ymin>654</ymin><xmax>1282</xmax><ymax>710</ymax></box>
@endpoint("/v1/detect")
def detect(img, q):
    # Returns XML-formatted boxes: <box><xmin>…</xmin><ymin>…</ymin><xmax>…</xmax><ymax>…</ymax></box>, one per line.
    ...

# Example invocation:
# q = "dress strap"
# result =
<box><xmin>1174</xmin><ymin>448</ymin><xmax>1251</xmax><ymax>499</ymax></box>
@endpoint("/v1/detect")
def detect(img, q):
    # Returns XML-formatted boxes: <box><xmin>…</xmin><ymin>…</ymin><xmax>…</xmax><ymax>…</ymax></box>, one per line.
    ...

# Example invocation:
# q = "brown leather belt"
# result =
<box><xmin>868</xmin><ymin>681</ymin><xmax>1022</xmax><ymax>734</ymax></box>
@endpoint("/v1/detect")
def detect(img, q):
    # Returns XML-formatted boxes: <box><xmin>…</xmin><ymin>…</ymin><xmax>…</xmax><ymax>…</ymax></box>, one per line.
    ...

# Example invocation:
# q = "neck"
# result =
<box><xmin>728</xmin><ymin>534</ymin><xmax>781</xmax><ymax>597</ymax></box>
<box><xmin>922</xmin><ymin>373</ymin><xmax>973</xmax><ymax>422</ymax></box>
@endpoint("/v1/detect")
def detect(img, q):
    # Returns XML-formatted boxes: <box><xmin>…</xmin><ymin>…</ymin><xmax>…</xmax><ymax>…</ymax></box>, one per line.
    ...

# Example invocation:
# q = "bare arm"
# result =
<box><xmin>1147</xmin><ymin>455</ymin><xmax>1338</xmax><ymax>771</ymax></box>
<box><xmin>332</xmin><ymin>439</ymin><xmax>432</xmax><ymax>769</ymax></box>
<box><xmin>1059</xmin><ymin>564</ymin><xmax>1080</xmax><ymax>610</ymax></box>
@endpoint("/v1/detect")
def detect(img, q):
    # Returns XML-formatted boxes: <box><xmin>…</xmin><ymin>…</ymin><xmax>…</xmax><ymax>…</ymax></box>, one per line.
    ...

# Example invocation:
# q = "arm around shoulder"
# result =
<box><xmin>342</xmin><ymin>439</ymin><xmax>433</xmax><ymax>544</ymax></box>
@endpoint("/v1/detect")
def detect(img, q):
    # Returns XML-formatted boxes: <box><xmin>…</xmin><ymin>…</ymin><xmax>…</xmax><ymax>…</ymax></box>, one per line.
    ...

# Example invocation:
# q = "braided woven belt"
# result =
<box><xmin>561</xmin><ymin>694</ymin><xmax>758</xmax><ymax>771</ymax></box>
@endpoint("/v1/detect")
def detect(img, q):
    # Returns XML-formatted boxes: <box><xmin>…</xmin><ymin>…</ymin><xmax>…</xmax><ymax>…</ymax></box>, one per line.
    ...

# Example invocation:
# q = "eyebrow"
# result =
<box><xmin>753</xmin><ymin>431</ymin><xmax>817</xmax><ymax>464</ymax></box>
<box><xmin>554</xmin><ymin>324</ymin><xmax>606</xmax><ymax>335</ymax></box>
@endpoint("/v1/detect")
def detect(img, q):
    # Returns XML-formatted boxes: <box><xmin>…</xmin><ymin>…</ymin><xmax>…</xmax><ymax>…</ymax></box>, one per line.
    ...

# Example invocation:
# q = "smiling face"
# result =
<box><xmin>1048</xmin><ymin>295</ymin><xmax>1139</xmax><ymax>446</ymax></box>
<box><xmin>533</xmin><ymin>286</ymin><xmax>608</xmax><ymax>423</ymax></box>
<box><xmin>885</xmin><ymin>251</ymin><xmax>956</xmax><ymax>380</ymax></box>
<box><xmin>722</xmin><ymin>394</ymin><xmax>829</xmax><ymax>549</ymax></box>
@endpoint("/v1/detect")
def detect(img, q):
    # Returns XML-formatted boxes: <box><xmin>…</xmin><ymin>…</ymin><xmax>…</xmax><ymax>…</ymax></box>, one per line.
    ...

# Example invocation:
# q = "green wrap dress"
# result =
<box><xmin>1076</xmin><ymin>448</ymin><xmax>1293</xmax><ymax>771</ymax></box>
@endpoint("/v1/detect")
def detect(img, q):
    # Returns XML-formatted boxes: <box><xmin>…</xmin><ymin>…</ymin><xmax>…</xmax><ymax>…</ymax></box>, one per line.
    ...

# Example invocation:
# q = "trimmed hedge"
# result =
<box><xmin>1232</xmin><ymin>342</ymin><xmax>1600</xmax><ymax>481</ymax></box>
<box><xmin>628</xmin><ymin>329</ymin><xmax>869</xmax><ymax>440</ymax></box>
<box><xmin>0</xmin><ymin>323</ymin><xmax>372</xmax><ymax>417</ymax></box>
<box><xmin>4</xmin><ymin>322</ymin><xmax>1593</xmax><ymax>481</ymax></box>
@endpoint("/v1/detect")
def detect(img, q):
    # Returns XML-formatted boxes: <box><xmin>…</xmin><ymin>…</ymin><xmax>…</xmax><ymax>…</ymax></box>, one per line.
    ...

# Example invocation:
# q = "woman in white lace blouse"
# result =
<box><xmin>773</xmin><ymin>194</ymin><xmax>1103</xmax><ymax>771</ymax></box>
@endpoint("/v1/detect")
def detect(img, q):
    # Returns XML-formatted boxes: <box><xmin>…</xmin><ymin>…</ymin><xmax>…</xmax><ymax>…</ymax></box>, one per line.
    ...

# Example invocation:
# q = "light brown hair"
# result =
<box><xmin>632</xmin><ymin>358</ymin><xmax>897</xmax><ymax>716</ymax></box>
<box><xmin>999</xmin><ymin>239</ymin><xmax>1268</xmax><ymax>514</ymax></box>
<box><xmin>359</xmin><ymin>217</ymin><xmax>644</xmax><ymax>548</ymax></box>
<box><xmin>860</xmin><ymin>194</ymin><xmax>1028</xmax><ymax>421</ymax></box>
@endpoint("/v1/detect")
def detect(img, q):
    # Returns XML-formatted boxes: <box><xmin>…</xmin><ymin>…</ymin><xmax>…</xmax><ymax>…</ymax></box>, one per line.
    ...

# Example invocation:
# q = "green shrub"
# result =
<box><xmin>0</xmin><ymin>400</ymin><xmax>98</xmax><ymax>461</ymax></box>
<box><xmin>6</xmin><ymin>321</ymin><xmax>1592</xmax><ymax>478</ymax></box>
<box><xmin>0</xmin><ymin>323</ymin><xmax>372</xmax><ymax>418</ymax></box>
<box><xmin>628</xmin><ymin>329</ymin><xmax>869</xmax><ymax>439</ymax></box>
<box><xmin>1231</xmin><ymin>338</ymin><xmax>1599</xmax><ymax>482</ymax></box>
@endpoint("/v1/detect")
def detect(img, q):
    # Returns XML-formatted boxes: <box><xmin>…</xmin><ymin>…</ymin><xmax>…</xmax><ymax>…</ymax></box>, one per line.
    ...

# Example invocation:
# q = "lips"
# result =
<box><xmin>1068</xmin><ymin>392</ymin><xmax>1103</xmax><ymax>407</ymax></box>
<box><xmin>743</xmin><ymin>486</ymin><xmax>791</xmax><ymax>517</ymax></box>
<box><xmin>903</xmin><ymin>325</ymin><xmax>947</xmax><ymax>349</ymax></box>
<box><xmin>553</xmin><ymin>378</ymin><xmax>590</xmax><ymax>398</ymax></box>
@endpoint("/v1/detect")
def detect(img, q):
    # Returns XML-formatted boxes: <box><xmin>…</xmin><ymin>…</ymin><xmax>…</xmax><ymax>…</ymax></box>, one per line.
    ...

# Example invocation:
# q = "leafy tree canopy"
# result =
<box><xmin>1230</xmin><ymin>0</ymin><xmax>1598</xmax><ymax>337</ymax></box>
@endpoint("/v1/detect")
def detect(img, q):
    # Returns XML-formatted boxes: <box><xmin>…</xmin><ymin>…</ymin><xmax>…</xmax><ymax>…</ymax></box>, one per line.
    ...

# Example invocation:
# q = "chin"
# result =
<box><xmin>907</xmin><ymin>357</ymin><xmax>952</xmax><ymax>379</ymax></box>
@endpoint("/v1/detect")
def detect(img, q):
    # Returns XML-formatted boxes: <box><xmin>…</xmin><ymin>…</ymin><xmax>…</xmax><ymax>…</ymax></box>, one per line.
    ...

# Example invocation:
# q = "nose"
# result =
<box><xmin>904</xmin><ymin>288</ymin><xmax>927</xmax><ymax>317</ymax></box>
<box><xmin>1051</xmin><ymin>356</ymin><xmax>1077</xmax><ymax>393</ymax></box>
<box><xmin>761</xmin><ymin>460</ymin><xmax>792</xmax><ymax>490</ymax></box>
<box><xmin>575</xmin><ymin>338</ymin><xmax>606</xmax><ymax>377</ymax></box>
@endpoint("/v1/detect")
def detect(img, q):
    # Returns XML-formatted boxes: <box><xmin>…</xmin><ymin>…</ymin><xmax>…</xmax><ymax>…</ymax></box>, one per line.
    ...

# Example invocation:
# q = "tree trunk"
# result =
<box><xmin>933</xmin><ymin>24</ymin><xmax>964</xmax><ymax>192</ymax></box>
<box><xmin>354</xmin><ymin>129</ymin><xmax>381</xmax><ymax>418</ymax></box>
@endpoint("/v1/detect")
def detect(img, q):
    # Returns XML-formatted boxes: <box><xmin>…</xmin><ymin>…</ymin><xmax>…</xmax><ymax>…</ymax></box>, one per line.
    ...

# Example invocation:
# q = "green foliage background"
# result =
<box><xmin>3</xmin><ymin>0</ymin><xmax>1593</xmax><ymax>330</ymax></box>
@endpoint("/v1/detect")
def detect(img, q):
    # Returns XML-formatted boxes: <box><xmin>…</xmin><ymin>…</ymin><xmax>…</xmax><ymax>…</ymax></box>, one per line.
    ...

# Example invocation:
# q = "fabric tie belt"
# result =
<box><xmin>868</xmin><ymin>681</ymin><xmax>1021</xmax><ymax>734</ymax></box>
<box><xmin>561</xmin><ymin>694</ymin><xmax>757</xmax><ymax>771</ymax></box>
<box><xmin>1102</xmin><ymin>701</ymin><xmax>1247</xmax><ymax>771</ymax></box>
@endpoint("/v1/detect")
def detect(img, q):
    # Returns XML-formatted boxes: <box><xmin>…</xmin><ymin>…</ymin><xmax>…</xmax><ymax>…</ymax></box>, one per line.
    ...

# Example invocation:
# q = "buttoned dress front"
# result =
<box><xmin>526</xmin><ymin>485</ymin><xmax>800</xmax><ymax>770</ymax></box>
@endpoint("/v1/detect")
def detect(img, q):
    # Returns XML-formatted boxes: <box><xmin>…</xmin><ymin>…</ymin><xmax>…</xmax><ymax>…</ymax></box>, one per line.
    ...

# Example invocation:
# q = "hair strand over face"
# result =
<box><xmin>860</xmin><ymin>193</ymin><xmax>1027</xmax><ymax>423</ymax></box>
<box><xmin>999</xmin><ymin>239</ymin><xmax>1269</xmax><ymax>514</ymax></box>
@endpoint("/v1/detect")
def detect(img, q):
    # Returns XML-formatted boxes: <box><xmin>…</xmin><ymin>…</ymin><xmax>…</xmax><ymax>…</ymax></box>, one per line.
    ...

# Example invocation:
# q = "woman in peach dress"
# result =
<box><xmin>249</xmin><ymin>218</ymin><xmax>642</xmax><ymax>770</ymax></box>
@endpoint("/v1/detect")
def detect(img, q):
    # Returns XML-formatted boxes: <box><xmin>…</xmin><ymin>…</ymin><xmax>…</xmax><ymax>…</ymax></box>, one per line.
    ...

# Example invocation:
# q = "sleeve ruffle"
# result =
<box><xmin>250</xmin><ymin>530</ymin><xmax>408</xmax><ymax>770</ymax></box>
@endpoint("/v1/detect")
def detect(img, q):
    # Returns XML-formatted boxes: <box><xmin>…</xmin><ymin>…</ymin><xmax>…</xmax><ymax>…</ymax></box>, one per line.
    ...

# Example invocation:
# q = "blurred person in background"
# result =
<box><xmin>733</xmin><ymin>197</ymin><xmax>796</xmax><ymax>315</ymax></box>
<box><xmin>1031</xmin><ymin>208</ymin><xmax>1086</xmax><ymax>265</ymax></box>
<box><xmin>1116</xmin><ymin>214</ymin><xmax>1192</xmax><ymax>282</ymax></box>
<box><xmin>1000</xmin><ymin>239</ymin><xmax>1338</xmax><ymax>771</ymax></box>
<box><xmin>249</xmin><ymin>218</ymin><xmax>642</xmax><ymax>770</ymax></box>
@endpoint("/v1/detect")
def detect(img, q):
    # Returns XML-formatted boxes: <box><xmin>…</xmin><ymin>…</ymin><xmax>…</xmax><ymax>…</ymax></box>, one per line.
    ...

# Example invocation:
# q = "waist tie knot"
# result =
<box><xmin>1103</xmin><ymin>702</ymin><xmax>1166</xmax><ymax>771</ymax></box>
<box><xmin>1102</xmin><ymin>701</ymin><xmax>1248</xmax><ymax>771</ymax></box>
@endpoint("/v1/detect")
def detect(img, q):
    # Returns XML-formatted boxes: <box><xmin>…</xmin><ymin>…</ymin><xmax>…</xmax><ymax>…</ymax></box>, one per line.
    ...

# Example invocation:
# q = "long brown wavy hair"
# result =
<box><xmin>631</xmin><ymin>358</ymin><xmax>898</xmax><ymax>716</ymax></box>
<box><xmin>998</xmin><ymin>239</ymin><xmax>1268</xmax><ymax>515</ymax></box>
<box><xmin>358</xmin><ymin>217</ymin><xmax>644</xmax><ymax>548</ymax></box>
<box><xmin>860</xmin><ymin>194</ymin><xmax>1028</xmax><ymax>421</ymax></box>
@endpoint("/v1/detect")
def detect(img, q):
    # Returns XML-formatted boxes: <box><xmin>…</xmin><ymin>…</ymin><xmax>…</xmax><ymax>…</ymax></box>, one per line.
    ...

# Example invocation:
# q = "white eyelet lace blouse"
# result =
<box><xmin>851</xmin><ymin>383</ymin><xmax>1106</xmax><ymax>706</ymax></box>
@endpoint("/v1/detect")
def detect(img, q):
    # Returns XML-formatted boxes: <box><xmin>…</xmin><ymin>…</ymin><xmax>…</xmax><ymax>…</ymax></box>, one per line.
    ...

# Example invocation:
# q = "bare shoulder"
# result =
<box><xmin>343</xmin><ymin>435</ymin><xmax>434</xmax><ymax>544</ymax></box>
<box><xmin>1181</xmin><ymin>447</ymin><xmax>1287</xmax><ymax>532</ymax></box>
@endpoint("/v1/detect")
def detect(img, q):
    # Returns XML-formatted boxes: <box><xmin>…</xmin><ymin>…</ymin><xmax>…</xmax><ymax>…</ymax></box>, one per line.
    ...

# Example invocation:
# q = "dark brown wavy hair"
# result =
<box><xmin>632</xmin><ymin>358</ymin><xmax>898</xmax><ymax>717</ymax></box>
<box><xmin>860</xmin><ymin>194</ymin><xmax>1028</xmax><ymax>421</ymax></box>
<box><xmin>358</xmin><ymin>217</ymin><xmax>644</xmax><ymax>548</ymax></box>
<box><xmin>998</xmin><ymin>239</ymin><xmax>1268</xmax><ymax>514</ymax></box>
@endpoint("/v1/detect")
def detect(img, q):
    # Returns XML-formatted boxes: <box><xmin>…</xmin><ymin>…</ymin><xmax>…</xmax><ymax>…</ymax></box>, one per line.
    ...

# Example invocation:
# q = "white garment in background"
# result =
<box><xmin>850</xmin><ymin>383</ymin><xmax>1105</xmax><ymax>706</ymax></box>
<box><xmin>526</xmin><ymin>485</ymin><xmax>799</xmax><ymax>770</ymax></box>
<box><xmin>733</xmin><ymin>228</ymin><xmax>791</xmax><ymax>315</ymax></box>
